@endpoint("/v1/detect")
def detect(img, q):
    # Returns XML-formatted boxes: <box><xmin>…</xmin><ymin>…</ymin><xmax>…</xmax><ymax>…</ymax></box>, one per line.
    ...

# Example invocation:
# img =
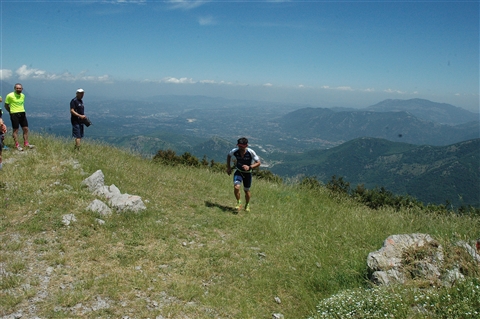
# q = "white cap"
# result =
<box><xmin>76</xmin><ymin>88</ymin><xmax>84</xmax><ymax>93</ymax></box>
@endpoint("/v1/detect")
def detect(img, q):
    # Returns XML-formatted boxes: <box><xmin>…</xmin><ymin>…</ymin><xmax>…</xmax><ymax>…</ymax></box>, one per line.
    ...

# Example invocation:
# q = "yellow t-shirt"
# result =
<box><xmin>5</xmin><ymin>92</ymin><xmax>26</xmax><ymax>113</ymax></box>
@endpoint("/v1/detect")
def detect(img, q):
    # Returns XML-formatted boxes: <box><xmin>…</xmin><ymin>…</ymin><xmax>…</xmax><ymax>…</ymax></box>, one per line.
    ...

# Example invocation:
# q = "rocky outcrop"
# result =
<box><xmin>367</xmin><ymin>233</ymin><xmax>479</xmax><ymax>287</ymax></box>
<box><xmin>82</xmin><ymin>169</ymin><xmax>146</xmax><ymax>214</ymax></box>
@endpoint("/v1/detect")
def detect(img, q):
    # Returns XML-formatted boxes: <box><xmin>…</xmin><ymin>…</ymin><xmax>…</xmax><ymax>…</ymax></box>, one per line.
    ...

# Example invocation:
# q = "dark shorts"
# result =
<box><xmin>10</xmin><ymin>112</ymin><xmax>28</xmax><ymax>130</ymax></box>
<box><xmin>0</xmin><ymin>133</ymin><xmax>4</xmax><ymax>150</ymax></box>
<box><xmin>234</xmin><ymin>171</ymin><xmax>253</xmax><ymax>190</ymax></box>
<box><xmin>72</xmin><ymin>123</ymin><xmax>84</xmax><ymax>138</ymax></box>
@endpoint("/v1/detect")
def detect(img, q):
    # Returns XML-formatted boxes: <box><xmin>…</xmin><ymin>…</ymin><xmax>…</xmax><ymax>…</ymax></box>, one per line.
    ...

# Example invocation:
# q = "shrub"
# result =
<box><xmin>299</xmin><ymin>176</ymin><xmax>323</xmax><ymax>190</ymax></box>
<box><xmin>253</xmin><ymin>169</ymin><xmax>283</xmax><ymax>183</ymax></box>
<box><xmin>180</xmin><ymin>152</ymin><xmax>200</xmax><ymax>167</ymax></box>
<box><xmin>326</xmin><ymin>175</ymin><xmax>350</xmax><ymax>195</ymax></box>
<box><xmin>152</xmin><ymin>149</ymin><xmax>180</xmax><ymax>165</ymax></box>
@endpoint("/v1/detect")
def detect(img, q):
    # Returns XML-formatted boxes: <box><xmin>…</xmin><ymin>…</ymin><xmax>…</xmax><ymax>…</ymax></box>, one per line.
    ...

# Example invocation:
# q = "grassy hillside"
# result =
<box><xmin>1</xmin><ymin>133</ymin><xmax>479</xmax><ymax>318</ymax></box>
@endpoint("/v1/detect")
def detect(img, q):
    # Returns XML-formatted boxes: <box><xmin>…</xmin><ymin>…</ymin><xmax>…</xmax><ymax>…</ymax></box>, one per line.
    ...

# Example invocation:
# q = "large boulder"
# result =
<box><xmin>82</xmin><ymin>170</ymin><xmax>146</xmax><ymax>214</ymax></box>
<box><xmin>367</xmin><ymin>233</ymin><xmax>443</xmax><ymax>285</ymax></box>
<box><xmin>109</xmin><ymin>194</ymin><xmax>146</xmax><ymax>213</ymax></box>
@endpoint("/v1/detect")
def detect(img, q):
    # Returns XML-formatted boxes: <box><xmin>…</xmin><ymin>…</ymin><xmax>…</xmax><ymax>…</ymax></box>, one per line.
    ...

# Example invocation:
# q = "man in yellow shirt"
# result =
<box><xmin>5</xmin><ymin>83</ymin><xmax>34</xmax><ymax>151</ymax></box>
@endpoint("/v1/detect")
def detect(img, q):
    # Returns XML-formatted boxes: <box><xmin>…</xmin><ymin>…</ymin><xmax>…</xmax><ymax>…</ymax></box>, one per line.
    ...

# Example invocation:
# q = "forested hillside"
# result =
<box><xmin>270</xmin><ymin>137</ymin><xmax>480</xmax><ymax>207</ymax></box>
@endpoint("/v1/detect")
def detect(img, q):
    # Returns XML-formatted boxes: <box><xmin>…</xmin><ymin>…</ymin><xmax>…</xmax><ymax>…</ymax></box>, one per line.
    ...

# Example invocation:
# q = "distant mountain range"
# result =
<box><xmin>276</xmin><ymin>102</ymin><xmax>478</xmax><ymax>146</ymax></box>
<box><xmin>364</xmin><ymin>98</ymin><xmax>478</xmax><ymax>125</ymax></box>
<box><xmin>270</xmin><ymin>137</ymin><xmax>479</xmax><ymax>207</ymax></box>
<box><xmin>2</xmin><ymin>84</ymin><xmax>477</xmax><ymax>207</ymax></box>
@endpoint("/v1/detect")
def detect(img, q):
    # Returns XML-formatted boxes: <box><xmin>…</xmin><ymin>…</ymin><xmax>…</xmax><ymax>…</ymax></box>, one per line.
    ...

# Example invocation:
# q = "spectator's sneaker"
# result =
<box><xmin>245</xmin><ymin>204</ymin><xmax>250</xmax><ymax>212</ymax></box>
<box><xmin>16</xmin><ymin>144</ymin><xmax>23</xmax><ymax>151</ymax></box>
<box><xmin>235</xmin><ymin>200</ymin><xmax>242</xmax><ymax>210</ymax></box>
<box><xmin>24</xmin><ymin>143</ymin><xmax>35</xmax><ymax>149</ymax></box>
<box><xmin>2</xmin><ymin>145</ymin><xmax>8</xmax><ymax>150</ymax></box>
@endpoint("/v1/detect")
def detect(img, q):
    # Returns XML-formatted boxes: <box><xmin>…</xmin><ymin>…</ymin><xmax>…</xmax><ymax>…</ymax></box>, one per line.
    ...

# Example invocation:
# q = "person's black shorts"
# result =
<box><xmin>234</xmin><ymin>171</ymin><xmax>253</xmax><ymax>190</ymax></box>
<box><xmin>0</xmin><ymin>133</ymin><xmax>4</xmax><ymax>150</ymax></box>
<box><xmin>10</xmin><ymin>112</ymin><xmax>28</xmax><ymax>130</ymax></box>
<box><xmin>72</xmin><ymin>123</ymin><xmax>84</xmax><ymax>139</ymax></box>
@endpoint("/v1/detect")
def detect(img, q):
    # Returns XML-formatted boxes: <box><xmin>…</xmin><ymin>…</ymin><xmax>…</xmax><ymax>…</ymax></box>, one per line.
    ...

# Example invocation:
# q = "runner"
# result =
<box><xmin>226</xmin><ymin>137</ymin><xmax>261</xmax><ymax>212</ymax></box>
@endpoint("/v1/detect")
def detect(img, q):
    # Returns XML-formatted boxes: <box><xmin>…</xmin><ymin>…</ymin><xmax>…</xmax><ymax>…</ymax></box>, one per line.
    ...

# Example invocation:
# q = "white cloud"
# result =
<box><xmin>199</xmin><ymin>79</ymin><xmax>216</xmax><ymax>84</ymax></box>
<box><xmin>199</xmin><ymin>16</ymin><xmax>216</xmax><ymax>26</ymax></box>
<box><xmin>321</xmin><ymin>85</ymin><xmax>353</xmax><ymax>91</ymax></box>
<box><xmin>16</xmin><ymin>65</ymin><xmax>46</xmax><ymax>80</ymax></box>
<box><xmin>162</xmin><ymin>77</ymin><xmax>195</xmax><ymax>84</ymax></box>
<box><xmin>384</xmin><ymin>88</ymin><xmax>407</xmax><ymax>94</ymax></box>
<box><xmin>102</xmin><ymin>0</ymin><xmax>146</xmax><ymax>4</ymax></box>
<box><xmin>13</xmin><ymin>65</ymin><xmax>110</xmax><ymax>82</ymax></box>
<box><xmin>0</xmin><ymin>69</ymin><xmax>13</xmax><ymax>80</ymax></box>
<box><xmin>263</xmin><ymin>83</ymin><xmax>273</xmax><ymax>87</ymax></box>
<box><xmin>167</xmin><ymin>0</ymin><xmax>209</xmax><ymax>10</ymax></box>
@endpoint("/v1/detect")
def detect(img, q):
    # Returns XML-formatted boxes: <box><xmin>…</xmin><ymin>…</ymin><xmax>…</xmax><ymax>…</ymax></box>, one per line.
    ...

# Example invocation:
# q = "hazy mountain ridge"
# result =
<box><xmin>15</xmin><ymin>87</ymin><xmax>479</xmax><ymax>151</ymax></box>
<box><xmin>3</xmin><ymin>86</ymin><xmax>477</xmax><ymax>207</ymax></box>
<box><xmin>364</xmin><ymin>98</ymin><xmax>479</xmax><ymax>125</ymax></box>
<box><xmin>277</xmin><ymin>107</ymin><xmax>478</xmax><ymax>146</ymax></box>
<box><xmin>270</xmin><ymin>137</ymin><xmax>480</xmax><ymax>207</ymax></box>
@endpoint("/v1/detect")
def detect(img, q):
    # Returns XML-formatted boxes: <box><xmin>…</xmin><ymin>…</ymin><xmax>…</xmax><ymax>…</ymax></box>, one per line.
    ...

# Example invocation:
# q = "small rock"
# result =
<box><xmin>62</xmin><ymin>214</ymin><xmax>77</xmax><ymax>226</ymax></box>
<box><xmin>81</xmin><ymin>170</ymin><xmax>105</xmax><ymax>191</ymax></box>
<box><xmin>87</xmin><ymin>199</ymin><xmax>112</xmax><ymax>217</ymax></box>
<box><xmin>46</xmin><ymin>267</ymin><xmax>54</xmax><ymax>275</ymax></box>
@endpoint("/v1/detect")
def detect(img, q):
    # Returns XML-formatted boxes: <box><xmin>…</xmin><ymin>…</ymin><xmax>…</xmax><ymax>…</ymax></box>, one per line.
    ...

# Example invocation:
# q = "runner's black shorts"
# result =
<box><xmin>10</xmin><ymin>112</ymin><xmax>29</xmax><ymax>130</ymax></box>
<box><xmin>234</xmin><ymin>170</ymin><xmax>253</xmax><ymax>190</ymax></box>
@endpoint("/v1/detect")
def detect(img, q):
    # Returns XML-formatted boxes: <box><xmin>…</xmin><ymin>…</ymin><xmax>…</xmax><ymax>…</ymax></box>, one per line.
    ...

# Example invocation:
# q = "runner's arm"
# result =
<box><xmin>248</xmin><ymin>149</ymin><xmax>261</xmax><ymax>170</ymax></box>
<box><xmin>250</xmin><ymin>159</ymin><xmax>261</xmax><ymax>170</ymax></box>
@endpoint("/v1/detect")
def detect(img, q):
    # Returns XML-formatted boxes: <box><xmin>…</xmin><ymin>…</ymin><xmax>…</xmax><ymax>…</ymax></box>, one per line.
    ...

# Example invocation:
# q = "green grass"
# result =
<box><xmin>0</xmin><ymin>133</ymin><xmax>479</xmax><ymax>318</ymax></box>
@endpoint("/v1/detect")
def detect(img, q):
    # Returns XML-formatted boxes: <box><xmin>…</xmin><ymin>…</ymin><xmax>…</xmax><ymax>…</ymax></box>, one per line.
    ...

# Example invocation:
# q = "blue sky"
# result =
<box><xmin>0</xmin><ymin>0</ymin><xmax>478</xmax><ymax>112</ymax></box>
